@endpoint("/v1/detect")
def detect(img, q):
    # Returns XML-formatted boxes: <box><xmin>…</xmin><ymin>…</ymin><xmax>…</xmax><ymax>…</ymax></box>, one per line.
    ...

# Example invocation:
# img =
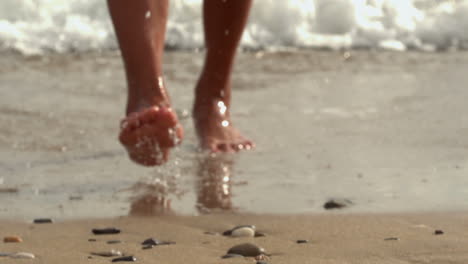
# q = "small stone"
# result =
<box><xmin>323</xmin><ymin>198</ymin><xmax>353</xmax><ymax>210</ymax></box>
<box><xmin>223</xmin><ymin>225</ymin><xmax>256</xmax><ymax>237</ymax></box>
<box><xmin>141</xmin><ymin>238</ymin><xmax>174</xmax><ymax>246</ymax></box>
<box><xmin>112</xmin><ymin>256</ymin><xmax>136</xmax><ymax>262</ymax></box>
<box><xmin>231</xmin><ymin>227</ymin><xmax>255</xmax><ymax>237</ymax></box>
<box><xmin>10</xmin><ymin>252</ymin><xmax>35</xmax><ymax>259</ymax></box>
<box><xmin>92</xmin><ymin>228</ymin><xmax>121</xmax><ymax>235</ymax></box>
<box><xmin>88</xmin><ymin>238</ymin><xmax>97</xmax><ymax>242</ymax></box>
<box><xmin>91</xmin><ymin>250</ymin><xmax>123</xmax><ymax>257</ymax></box>
<box><xmin>33</xmin><ymin>218</ymin><xmax>53</xmax><ymax>224</ymax></box>
<box><xmin>69</xmin><ymin>195</ymin><xmax>83</xmax><ymax>200</ymax></box>
<box><xmin>384</xmin><ymin>237</ymin><xmax>400</xmax><ymax>241</ymax></box>
<box><xmin>107</xmin><ymin>240</ymin><xmax>122</xmax><ymax>244</ymax></box>
<box><xmin>221</xmin><ymin>253</ymin><xmax>244</xmax><ymax>259</ymax></box>
<box><xmin>227</xmin><ymin>243</ymin><xmax>265</xmax><ymax>257</ymax></box>
<box><xmin>296</xmin><ymin>239</ymin><xmax>309</xmax><ymax>244</ymax></box>
<box><xmin>142</xmin><ymin>244</ymin><xmax>154</xmax><ymax>250</ymax></box>
<box><xmin>254</xmin><ymin>232</ymin><xmax>266</xmax><ymax>237</ymax></box>
<box><xmin>434</xmin><ymin>230</ymin><xmax>444</xmax><ymax>235</ymax></box>
<box><xmin>4</xmin><ymin>236</ymin><xmax>22</xmax><ymax>243</ymax></box>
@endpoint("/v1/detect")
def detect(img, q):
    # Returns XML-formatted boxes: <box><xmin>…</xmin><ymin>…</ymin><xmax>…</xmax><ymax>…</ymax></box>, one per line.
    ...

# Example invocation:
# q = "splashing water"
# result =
<box><xmin>1</xmin><ymin>0</ymin><xmax>468</xmax><ymax>54</ymax></box>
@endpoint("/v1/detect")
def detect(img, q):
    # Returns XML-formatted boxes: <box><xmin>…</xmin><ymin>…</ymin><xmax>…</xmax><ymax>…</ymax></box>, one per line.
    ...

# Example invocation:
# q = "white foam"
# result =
<box><xmin>1</xmin><ymin>0</ymin><xmax>468</xmax><ymax>54</ymax></box>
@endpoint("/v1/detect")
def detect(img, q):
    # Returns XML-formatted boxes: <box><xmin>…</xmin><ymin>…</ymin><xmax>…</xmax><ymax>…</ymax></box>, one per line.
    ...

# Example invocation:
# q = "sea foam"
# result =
<box><xmin>1</xmin><ymin>0</ymin><xmax>468</xmax><ymax>55</ymax></box>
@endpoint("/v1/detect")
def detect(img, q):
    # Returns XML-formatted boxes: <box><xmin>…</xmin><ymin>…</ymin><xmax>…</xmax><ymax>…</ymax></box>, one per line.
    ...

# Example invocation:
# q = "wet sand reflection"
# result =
<box><xmin>129</xmin><ymin>154</ymin><xmax>235</xmax><ymax>216</ymax></box>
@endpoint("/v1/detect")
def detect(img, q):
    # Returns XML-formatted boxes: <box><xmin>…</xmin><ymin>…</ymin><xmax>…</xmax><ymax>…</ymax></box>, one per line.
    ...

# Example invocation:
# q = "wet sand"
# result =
<box><xmin>2</xmin><ymin>49</ymin><xmax>468</xmax><ymax>262</ymax></box>
<box><xmin>2</xmin><ymin>50</ymin><xmax>468</xmax><ymax>218</ymax></box>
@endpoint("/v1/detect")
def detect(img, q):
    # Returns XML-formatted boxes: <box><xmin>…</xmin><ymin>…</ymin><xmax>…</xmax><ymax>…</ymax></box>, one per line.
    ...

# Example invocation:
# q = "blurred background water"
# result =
<box><xmin>1</xmin><ymin>0</ymin><xmax>468</xmax><ymax>55</ymax></box>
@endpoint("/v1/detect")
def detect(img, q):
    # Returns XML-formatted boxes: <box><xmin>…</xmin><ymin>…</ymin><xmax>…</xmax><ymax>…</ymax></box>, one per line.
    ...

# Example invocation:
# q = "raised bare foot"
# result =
<box><xmin>193</xmin><ymin>100</ymin><xmax>253</xmax><ymax>153</ymax></box>
<box><xmin>119</xmin><ymin>106</ymin><xmax>183</xmax><ymax>166</ymax></box>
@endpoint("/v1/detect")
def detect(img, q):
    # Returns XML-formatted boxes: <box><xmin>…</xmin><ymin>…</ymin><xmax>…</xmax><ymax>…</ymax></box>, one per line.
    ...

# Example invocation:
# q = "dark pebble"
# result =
<box><xmin>107</xmin><ymin>240</ymin><xmax>122</xmax><ymax>244</ymax></box>
<box><xmin>254</xmin><ymin>232</ymin><xmax>266</xmax><ymax>237</ymax></box>
<box><xmin>227</xmin><ymin>243</ymin><xmax>265</xmax><ymax>257</ymax></box>
<box><xmin>88</xmin><ymin>238</ymin><xmax>97</xmax><ymax>242</ymax></box>
<box><xmin>112</xmin><ymin>256</ymin><xmax>136</xmax><ymax>262</ymax></box>
<box><xmin>296</xmin><ymin>239</ymin><xmax>309</xmax><ymax>244</ymax></box>
<box><xmin>33</xmin><ymin>218</ymin><xmax>53</xmax><ymax>224</ymax></box>
<box><xmin>221</xmin><ymin>253</ymin><xmax>244</xmax><ymax>259</ymax></box>
<box><xmin>92</xmin><ymin>228</ymin><xmax>121</xmax><ymax>235</ymax></box>
<box><xmin>434</xmin><ymin>230</ymin><xmax>444</xmax><ymax>235</ymax></box>
<box><xmin>141</xmin><ymin>238</ymin><xmax>174</xmax><ymax>246</ymax></box>
<box><xmin>323</xmin><ymin>198</ymin><xmax>353</xmax><ymax>210</ymax></box>
<box><xmin>384</xmin><ymin>237</ymin><xmax>400</xmax><ymax>241</ymax></box>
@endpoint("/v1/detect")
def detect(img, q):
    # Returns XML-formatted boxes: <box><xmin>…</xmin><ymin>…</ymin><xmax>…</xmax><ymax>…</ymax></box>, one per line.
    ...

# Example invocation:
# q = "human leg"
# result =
<box><xmin>107</xmin><ymin>0</ymin><xmax>183</xmax><ymax>166</ymax></box>
<box><xmin>193</xmin><ymin>0</ymin><xmax>254</xmax><ymax>152</ymax></box>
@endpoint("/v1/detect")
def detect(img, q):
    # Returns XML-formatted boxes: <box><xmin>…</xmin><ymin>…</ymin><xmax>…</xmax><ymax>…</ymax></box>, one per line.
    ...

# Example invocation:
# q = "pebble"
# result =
<box><xmin>142</xmin><ymin>244</ymin><xmax>154</xmax><ymax>250</ymax></box>
<box><xmin>323</xmin><ymin>198</ymin><xmax>353</xmax><ymax>210</ymax></box>
<box><xmin>221</xmin><ymin>253</ymin><xmax>244</xmax><ymax>259</ymax></box>
<box><xmin>10</xmin><ymin>252</ymin><xmax>35</xmax><ymax>259</ymax></box>
<box><xmin>223</xmin><ymin>225</ymin><xmax>256</xmax><ymax>237</ymax></box>
<box><xmin>91</xmin><ymin>250</ymin><xmax>123</xmax><ymax>257</ymax></box>
<box><xmin>434</xmin><ymin>230</ymin><xmax>444</xmax><ymax>235</ymax></box>
<box><xmin>296</xmin><ymin>239</ymin><xmax>309</xmax><ymax>244</ymax></box>
<box><xmin>92</xmin><ymin>228</ymin><xmax>121</xmax><ymax>235</ymax></box>
<box><xmin>4</xmin><ymin>236</ymin><xmax>22</xmax><ymax>243</ymax></box>
<box><xmin>384</xmin><ymin>237</ymin><xmax>400</xmax><ymax>241</ymax></box>
<box><xmin>254</xmin><ymin>232</ymin><xmax>266</xmax><ymax>237</ymax></box>
<box><xmin>88</xmin><ymin>238</ymin><xmax>97</xmax><ymax>242</ymax></box>
<box><xmin>107</xmin><ymin>240</ymin><xmax>122</xmax><ymax>244</ymax></box>
<box><xmin>112</xmin><ymin>256</ymin><xmax>137</xmax><ymax>262</ymax></box>
<box><xmin>227</xmin><ymin>243</ymin><xmax>265</xmax><ymax>257</ymax></box>
<box><xmin>141</xmin><ymin>238</ymin><xmax>175</xmax><ymax>246</ymax></box>
<box><xmin>33</xmin><ymin>218</ymin><xmax>53</xmax><ymax>224</ymax></box>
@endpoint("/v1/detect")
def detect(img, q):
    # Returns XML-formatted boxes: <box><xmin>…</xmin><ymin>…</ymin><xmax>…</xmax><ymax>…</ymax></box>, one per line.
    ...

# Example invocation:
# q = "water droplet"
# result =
<box><xmin>221</xmin><ymin>120</ymin><xmax>229</xmax><ymax>127</ymax></box>
<box><xmin>145</xmin><ymin>11</ymin><xmax>151</xmax><ymax>19</ymax></box>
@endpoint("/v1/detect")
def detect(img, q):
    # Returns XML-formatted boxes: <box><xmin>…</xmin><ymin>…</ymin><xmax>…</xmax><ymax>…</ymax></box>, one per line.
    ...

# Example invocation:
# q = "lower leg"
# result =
<box><xmin>107</xmin><ymin>0</ymin><xmax>169</xmax><ymax>112</ymax></box>
<box><xmin>108</xmin><ymin>0</ymin><xmax>183</xmax><ymax>166</ymax></box>
<box><xmin>194</xmin><ymin>0</ymin><xmax>254</xmax><ymax>152</ymax></box>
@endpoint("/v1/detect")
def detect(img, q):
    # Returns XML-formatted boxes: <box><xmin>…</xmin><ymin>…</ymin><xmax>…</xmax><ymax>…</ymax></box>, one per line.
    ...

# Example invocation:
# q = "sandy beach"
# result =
<box><xmin>1</xmin><ymin>213</ymin><xmax>468</xmax><ymax>264</ymax></box>
<box><xmin>1</xmin><ymin>50</ymin><xmax>468</xmax><ymax>262</ymax></box>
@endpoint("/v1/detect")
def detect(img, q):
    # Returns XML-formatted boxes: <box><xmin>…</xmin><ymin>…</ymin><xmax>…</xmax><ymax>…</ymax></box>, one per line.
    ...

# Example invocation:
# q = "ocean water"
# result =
<box><xmin>1</xmin><ymin>0</ymin><xmax>468</xmax><ymax>55</ymax></box>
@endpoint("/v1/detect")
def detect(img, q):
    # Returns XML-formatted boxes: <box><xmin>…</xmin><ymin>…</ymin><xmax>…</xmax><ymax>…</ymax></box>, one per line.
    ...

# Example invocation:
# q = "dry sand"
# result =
<box><xmin>1</xmin><ymin>213</ymin><xmax>468</xmax><ymax>264</ymax></box>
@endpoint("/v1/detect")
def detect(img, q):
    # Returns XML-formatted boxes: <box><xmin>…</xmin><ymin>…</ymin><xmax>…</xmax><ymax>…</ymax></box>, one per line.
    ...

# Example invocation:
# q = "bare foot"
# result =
<box><xmin>119</xmin><ymin>106</ymin><xmax>183</xmax><ymax>166</ymax></box>
<box><xmin>193</xmin><ymin>100</ymin><xmax>253</xmax><ymax>153</ymax></box>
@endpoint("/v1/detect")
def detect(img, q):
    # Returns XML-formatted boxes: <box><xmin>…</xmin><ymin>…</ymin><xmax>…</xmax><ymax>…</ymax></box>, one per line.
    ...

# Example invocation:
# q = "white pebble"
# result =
<box><xmin>10</xmin><ymin>252</ymin><xmax>35</xmax><ymax>259</ymax></box>
<box><xmin>231</xmin><ymin>227</ymin><xmax>255</xmax><ymax>237</ymax></box>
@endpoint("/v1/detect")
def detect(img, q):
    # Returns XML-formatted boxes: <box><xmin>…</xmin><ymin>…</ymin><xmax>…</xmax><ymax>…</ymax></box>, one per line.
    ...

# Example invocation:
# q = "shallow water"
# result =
<box><xmin>1</xmin><ymin>50</ymin><xmax>468</xmax><ymax>220</ymax></box>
